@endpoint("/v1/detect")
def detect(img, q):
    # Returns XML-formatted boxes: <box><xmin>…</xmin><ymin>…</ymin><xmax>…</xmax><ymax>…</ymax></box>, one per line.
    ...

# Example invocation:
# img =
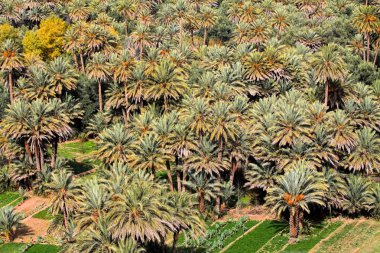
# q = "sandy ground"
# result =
<box><xmin>13</xmin><ymin>195</ymin><xmax>51</xmax><ymax>243</ymax></box>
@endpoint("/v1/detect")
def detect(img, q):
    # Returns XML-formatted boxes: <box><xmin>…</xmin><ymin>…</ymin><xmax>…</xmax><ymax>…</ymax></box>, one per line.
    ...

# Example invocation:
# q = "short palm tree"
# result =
<box><xmin>265</xmin><ymin>164</ymin><xmax>327</xmax><ymax>241</ymax></box>
<box><xmin>0</xmin><ymin>206</ymin><xmax>23</xmax><ymax>242</ymax></box>
<box><xmin>167</xmin><ymin>191</ymin><xmax>205</xmax><ymax>253</ymax></box>
<box><xmin>310</xmin><ymin>44</ymin><xmax>347</xmax><ymax>107</ymax></box>
<box><xmin>46</xmin><ymin>168</ymin><xmax>79</xmax><ymax>230</ymax></box>
<box><xmin>342</xmin><ymin>175</ymin><xmax>371</xmax><ymax>216</ymax></box>
<box><xmin>366</xmin><ymin>183</ymin><xmax>380</xmax><ymax>217</ymax></box>
<box><xmin>244</xmin><ymin>162</ymin><xmax>278</xmax><ymax>191</ymax></box>
<box><xmin>345</xmin><ymin>127</ymin><xmax>380</xmax><ymax>174</ymax></box>
<box><xmin>184</xmin><ymin>173</ymin><xmax>221</xmax><ymax>213</ymax></box>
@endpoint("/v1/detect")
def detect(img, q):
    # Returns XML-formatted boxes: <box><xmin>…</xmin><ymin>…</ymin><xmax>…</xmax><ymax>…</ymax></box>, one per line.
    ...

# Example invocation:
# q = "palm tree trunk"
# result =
<box><xmin>199</xmin><ymin>192</ymin><xmax>205</xmax><ymax>213</ymax></box>
<box><xmin>122</xmin><ymin>107</ymin><xmax>128</xmax><ymax>127</ymax></box>
<box><xmin>72</xmin><ymin>50</ymin><xmax>79</xmax><ymax>69</ymax></box>
<box><xmin>324</xmin><ymin>79</ymin><xmax>329</xmax><ymax>107</ymax></box>
<box><xmin>8</xmin><ymin>72</ymin><xmax>14</xmax><ymax>104</ymax></box>
<box><xmin>63</xmin><ymin>200</ymin><xmax>69</xmax><ymax>230</ymax></box>
<box><xmin>216</xmin><ymin>138</ymin><xmax>223</xmax><ymax>214</ymax></box>
<box><xmin>80</xmin><ymin>53</ymin><xmax>85</xmax><ymax>72</ymax></box>
<box><xmin>179</xmin><ymin>17</ymin><xmax>183</xmax><ymax>48</ymax></box>
<box><xmin>24</xmin><ymin>140</ymin><xmax>33</xmax><ymax>165</ymax></box>
<box><xmin>366</xmin><ymin>32</ymin><xmax>371</xmax><ymax>62</ymax></box>
<box><xmin>230</xmin><ymin>157</ymin><xmax>238</xmax><ymax>185</ymax></box>
<box><xmin>166</xmin><ymin>161</ymin><xmax>174</xmax><ymax>192</ymax></box>
<box><xmin>34</xmin><ymin>142</ymin><xmax>41</xmax><ymax>172</ymax></box>
<box><xmin>139</xmin><ymin>41</ymin><xmax>143</xmax><ymax>59</ymax></box>
<box><xmin>182</xmin><ymin>159</ymin><xmax>187</xmax><ymax>192</ymax></box>
<box><xmin>203</xmin><ymin>28</ymin><xmax>207</xmax><ymax>45</ymax></box>
<box><xmin>39</xmin><ymin>145</ymin><xmax>44</xmax><ymax>170</ymax></box>
<box><xmin>172</xmin><ymin>232</ymin><xmax>179</xmax><ymax>253</ymax></box>
<box><xmin>176</xmin><ymin>169</ymin><xmax>181</xmax><ymax>192</ymax></box>
<box><xmin>51</xmin><ymin>138</ymin><xmax>58</xmax><ymax>169</ymax></box>
<box><xmin>289</xmin><ymin>207</ymin><xmax>298</xmax><ymax>242</ymax></box>
<box><xmin>98</xmin><ymin>80</ymin><xmax>103</xmax><ymax>112</ymax></box>
<box><xmin>373</xmin><ymin>46</ymin><xmax>378</xmax><ymax>65</ymax></box>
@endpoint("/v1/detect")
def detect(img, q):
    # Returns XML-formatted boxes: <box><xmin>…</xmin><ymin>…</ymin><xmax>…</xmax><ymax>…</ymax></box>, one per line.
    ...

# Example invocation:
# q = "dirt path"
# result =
<box><xmin>13</xmin><ymin>195</ymin><xmax>51</xmax><ymax>243</ymax></box>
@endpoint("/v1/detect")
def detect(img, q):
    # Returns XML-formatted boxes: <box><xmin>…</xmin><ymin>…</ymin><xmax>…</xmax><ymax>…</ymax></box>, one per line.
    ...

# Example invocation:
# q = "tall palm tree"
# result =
<box><xmin>46</xmin><ymin>168</ymin><xmax>79</xmax><ymax>230</ymax></box>
<box><xmin>87</xmin><ymin>53</ymin><xmax>111</xmax><ymax>111</ymax></box>
<box><xmin>96</xmin><ymin>123</ymin><xmax>135</xmax><ymax>164</ymax></box>
<box><xmin>0</xmin><ymin>39</ymin><xmax>23</xmax><ymax>103</ymax></box>
<box><xmin>147</xmin><ymin>60</ymin><xmax>188</xmax><ymax>112</ymax></box>
<box><xmin>352</xmin><ymin>5</ymin><xmax>380</xmax><ymax>62</ymax></box>
<box><xmin>310</xmin><ymin>44</ymin><xmax>347</xmax><ymax>107</ymax></box>
<box><xmin>265</xmin><ymin>164</ymin><xmax>327</xmax><ymax>241</ymax></box>
<box><xmin>130</xmin><ymin>24</ymin><xmax>151</xmax><ymax>59</ymax></box>
<box><xmin>0</xmin><ymin>206</ymin><xmax>23</xmax><ymax>242</ymax></box>
<box><xmin>198</xmin><ymin>6</ymin><xmax>218</xmax><ymax>45</ymax></box>
<box><xmin>47</xmin><ymin>56</ymin><xmax>78</xmax><ymax>96</ymax></box>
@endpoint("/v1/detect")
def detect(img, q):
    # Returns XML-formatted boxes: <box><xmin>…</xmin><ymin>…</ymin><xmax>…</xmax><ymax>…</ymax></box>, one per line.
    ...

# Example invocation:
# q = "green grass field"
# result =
<box><xmin>0</xmin><ymin>192</ymin><xmax>21</xmax><ymax>208</ymax></box>
<box><xmin>0</xmin><ymin>243</ymin><xmax>61</xmax><ymax>253</ymax></box>
<box><xmin>225</xmin><ymin>220</ymin><xmax>287</xmax><ymax>253</ymax></box>
<box><xmin>282</xmin><ymin>222</ymin><xmax>342</xmax><ymax>253</ymax></box>
<box><xmin>32</xmin><ymin>208</ymin><xmax>54</xmax><ymax>220</ymax></box>
<box><xmin>58</xmin><ymin>140</ymin><xmax>97</xmax><ymax>175</ymax></box>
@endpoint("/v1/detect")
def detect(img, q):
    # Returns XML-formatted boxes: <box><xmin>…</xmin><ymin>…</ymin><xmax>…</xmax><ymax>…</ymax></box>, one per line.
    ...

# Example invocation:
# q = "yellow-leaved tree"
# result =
<box><xmin>23</xmin><ymin>16</ymin><xmax>67</xmax><ymax>60</ymax></box>
<box><xmin>0</xmin><ymin>23</ymin><xmax>20</xmax><ymax>45</ymax></box>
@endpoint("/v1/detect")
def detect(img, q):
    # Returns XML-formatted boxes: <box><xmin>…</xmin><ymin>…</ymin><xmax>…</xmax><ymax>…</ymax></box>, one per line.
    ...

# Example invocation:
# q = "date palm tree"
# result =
<box><xmin>0</xmin><ymin>39</ymin><xmax>23</xmax><ymax>103</ymax></box>
<box><xmin>366</xmin><ymin>183</ymin><xmax>380</xmax><ymax>216</ymax></box>
<box><xmin>265</xmin><ymin>164</ymin><xmax>327</xmax><ymax>241</ymax></box>
<box><xmin>198</xmin><ymin>6</ymin><xmax>217</xmax><ymax>45</ymax></box>
<box><xmin>96</xmin><ymin>123</ymin><xmax>135</xmax><ymax>164</ymax></box>
<box><xmin>46</xmin><ymin>168</ymin><xmax>79</xmax><ymax>231</ymax></box>
<box><xmin>0</xmin><ymin>206</ymin><xmax>23</xmax><ymax>242</ymax></box>
<box><xmin>352</xmin><ymin>5</ymin><xmax>380</xmax><ymax>62</ymax></box>
<box><xmin>345</xmin><ymin>127</ymin><xmax>380</xmax><ymax>174</ymax></box>
<box><xmin>244</xmin><ymin>162</ymin><xmax>278</xmax><ymax>191</ymax></box>
<box><xmin>47</xmin><ymin>56</ymin><xmax>78</xmax><ymax>96</ymax></box>
<box><xmin>167</xmin><ymin>191</ymin><xmax>205</xmax><ymax>253</ymax></box>
<box><xmin>147</xmin><ymin>60</ymin><xmax>188</xmax><ymax>111</ymax></box>
<box><xmin>184</xmin><ymin>172</ymin><xmax>221</xmax><ymax>213</ymax></box>
<box><xmin>342</xmin><ymin>175</ymin><xmax>371</xmax><ymax>216</ymax></box>
<box><xmin>107</xmin><ymin>176</ymin><xmax>172</xmax><ymax>243</ymax></box>
<box><xmin>87</xmin><ymin>53</ymin><xmax>111</xmax><ymax>111</ymax></box>
<box><xmin>310</xmin><ymin>44</ymin><xmax>347</xmax><ymax>107</ymax></box>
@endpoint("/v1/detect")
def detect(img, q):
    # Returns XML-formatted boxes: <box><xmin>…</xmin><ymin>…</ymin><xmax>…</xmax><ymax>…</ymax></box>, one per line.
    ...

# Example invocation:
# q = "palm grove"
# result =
<box><xmin>0</xmin><ymin>0</ymin><xmax>380</xmax><ymax>252</ymax></box>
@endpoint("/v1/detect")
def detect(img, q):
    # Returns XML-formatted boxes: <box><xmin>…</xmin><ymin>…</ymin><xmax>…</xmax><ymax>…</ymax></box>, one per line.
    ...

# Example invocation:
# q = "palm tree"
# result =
<box><xmin>166</xmin><ymin>191</ymin><xmax>205</xmax><ymax>253</ymax></box>
<box><xmin>96</xmin><ymin>123</ymin><xmax>134</xmax><ymax>164</ymax></box>
<box><xmin>366</xmin><ymin>183</ymin><xmax>380</xmax><ymax>217</ymax></box>
<box><xmin>187</xmin><ymin>139</ymin><xmax>227</xmax><ymax>176</ymax></box>
<box><xmin>87</xmin><ymin>53</ymin><xmax>111</xmax><ymax>112</ymax></box>
<box><xmin>342</xmin><ymin>175</ymin><xmax>371</xmax><ymax>216</ymax></box>
<box><xmin>352</xmin><ymin>5</ymin><xmax>380</xmax><ymax>62</ymax></box>
<box><xmin>198</xmin><ymin>6</ymin><xmax>218</xmax><ymax>45</ymax></box>
<box><xmin>46</xmin><ymin>168</ymin><xmax>78</xmax><ymax>230</ymax></box>
<box><xmin>75</xmin><ymin>218</ymin><xmax>117</xmax><ymax>253</ymax></box>
<box><xmin>147</xmin><ymin>60</ymin><xmax>188</xmax><ymax>112</ymax></box>
<box><xmin>170</xmin><ymin>0</ymin><xmax>189</xmax><ymax>47</ymax></box>
<box><xmin>0</xmin><ymin>206</ymin><xmax>23</xmax><ymax>242</ymax></box>
<box><xmin>131</xmin><ymin>24</ymin><xmax>152</xmax><ymax>59</ymax></box>
<box><xmin>184</xmin><ymin>173</ymin><xmax>221</xmax><ymax>213</ymax></box>
<box><xmin>47</xmin><ymin>56</ymin><xmax>78</xmax><ymax>96</ymax></box>
<box><xmin>244</xmin><ymin>162</ymin><xmax>278</xmax><ymax>191</ymax></box>
<box><xmin>115</xmin><ymin>238</ymin><xmax>145</xmax><ymax>253</ymax></box>
<box><xmin>265</xmin><ymin>164</ymin><xmax>327</xmax><ymax>241</ymax></box>
<box><xmin>310</xmin><ymin>44</ymin><xmax>347</xmax><ymax>107</ymax></box>
<box><xmin>345</xmin><ymin>127</ymin><xmax>380</xmax><ymax>174</ymax></box>
<box><xmin>107</xmin><ymin>176</ymin><xmax>171</xmax><ymax>243</ymax></box>
<box><xmin>0</xmin><ymin>39</ymin><xmax>23</xmax><ymax>103</ymax></box>
<box><xmin>76</xmin><ymin>179</ymin><xmax>110</xmax><ymax>230</ymax></box>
